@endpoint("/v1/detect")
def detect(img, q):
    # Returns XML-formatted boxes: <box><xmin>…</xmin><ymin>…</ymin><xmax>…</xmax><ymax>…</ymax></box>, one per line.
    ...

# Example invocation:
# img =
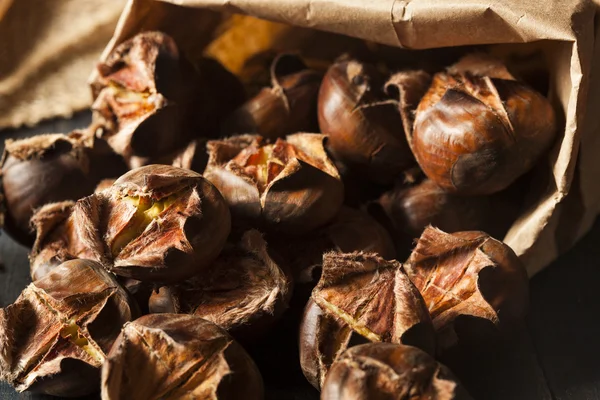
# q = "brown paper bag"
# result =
<box><xmin>95</xmin><ymin>0</ymin><xmax>600</xmax><ymax>276</ymax></box>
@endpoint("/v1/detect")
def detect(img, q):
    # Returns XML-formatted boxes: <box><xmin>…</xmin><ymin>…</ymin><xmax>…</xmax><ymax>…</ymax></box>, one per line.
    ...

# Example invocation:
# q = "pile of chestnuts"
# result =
<box><xmin>0</xmin><ymin>30</ymin><xmax>555</xmax><ymax>399</ymax></box>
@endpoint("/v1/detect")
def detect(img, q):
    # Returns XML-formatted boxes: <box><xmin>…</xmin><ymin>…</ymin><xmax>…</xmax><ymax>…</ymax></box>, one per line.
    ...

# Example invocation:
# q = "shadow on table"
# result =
<box><xmin>528</xmin><ymin>216</ymin><xmax>600</xmax><ymax>399</ymax></box>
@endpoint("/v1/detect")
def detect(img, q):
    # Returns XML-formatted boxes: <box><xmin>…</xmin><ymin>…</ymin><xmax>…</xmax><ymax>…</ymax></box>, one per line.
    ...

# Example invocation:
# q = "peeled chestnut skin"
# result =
<box><xmin>222</xmin><ymin>54</ymin><xmax>322</xmax><ymax>139</ymax></box>
<box><xmin>204</xmin><ymin>134</ymin><xmax>344</xmax><ymax>234</ymax></box>
<box><xmin>101</xmin><ymin>314</ymin><xmax>264</xmax><ymax>400</ymax></box>
<box><xmin>299</xmin><ymin>252</ymin><xmax>435</xmax><ymax>389</ymax></box>
<box><xmin>148</xmin><ymin>230</ymin><xmax>292</xmax><ymax>343</ymax></box>
<box><xmin>318</xmin><ymin>59</ymin><xmax>414</xmax><ymax>185</ymax></box>
<box><xmin>404</xmin><ymin>227</ymin><xmax>529</xmax><ymax>350</ymax></box>
<box><xmin>1</xmin><ymin>132</ymin><xmax>127</xmax><ymax>246</ymax></box>
<box><xmin>92</xmin><ymin>31</ymin><xmax>245</xmax><ymax>163</ymax></box>
<box><xmin>322</xmin><ymin>343</ymin><xmax>473</xmax><ymax>400</ymax></box>
<box><xmin>30</xmin><ymin>165</ymin><xmax>231</xmax><ymax>283</ymax></box>
<box><xmin>0</xmin><ymin>259</ymin><xmax>138</xmax><ymax>397</ymax></box>
<box><xmin>411</xmin><ymin>56</ymin><xmax>556</xmax><ymax>195</ymax></box>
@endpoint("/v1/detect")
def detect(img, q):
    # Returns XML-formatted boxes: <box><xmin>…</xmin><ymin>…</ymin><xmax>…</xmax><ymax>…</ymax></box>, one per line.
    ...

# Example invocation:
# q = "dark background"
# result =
<box><xmin>1</xmin><ymin>113</ymin><xmax>599</xmax><ymax>400</ymax></box>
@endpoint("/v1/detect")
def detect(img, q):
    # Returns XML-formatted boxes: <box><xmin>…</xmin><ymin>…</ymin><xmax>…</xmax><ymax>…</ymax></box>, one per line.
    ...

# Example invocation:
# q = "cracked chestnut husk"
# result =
<box><xmin>404</xmin><ymin>227</ymin><xmax>529</xmax><ymax>350</ymax></box>
<box><xmin>204</xmin><ymin>133</ymin><xmax>344</xmax><ymax>234</ymax></box>
<box><xmin>0</xmin><ymin>259</ymin><xmax>138</xmax><ymax>397</ymax></box>
<box><xmin>410</xmin><ymin>54</ymin><xmax>556</xmax><ymax>195</ymax></box>
<box><xmin>322</xmin><ymin>343</ymin><xmax>473</xmax><ymax>400</ymax></box>
<box><xmin>30</xmin><ymin>165</ymin><xmax>231</xmax><ymax>283</ymax></box>
<box><xmin>1</xmin><ymin>131</ymin><xmax>127</xmax><ymax>246</ymax></box>
<box><xmin>269</xmin><ymin>206</ymin><xmax>395</xmax><ymax>284</ymax></box>
<box><xmin>91</xmin><ymin>31</ymin><xmax>245</xmax><ymax>164</ymax></box>
<box><xmin>101</xmin><ymin>313</ymin><xmax>264</xmax><ymax>400</ymax></box>
<box><xmin>222</xmin><ymin>54</ymin><xmax>322</xmax><ymax>139</ymax></box>
<box><xmin>149</xmin><ymin>230</ymin><xmax>292</xmax><ymax>342</ymax></box>
<box><xmin>317</xmin><ymin>59</ymin><xmax>416</xmax><ymax>184</ymax></box>
<box><xmin>299</xmin><ymin>252</ymin><xmax>435</xmax><ymax>389</ymax></box>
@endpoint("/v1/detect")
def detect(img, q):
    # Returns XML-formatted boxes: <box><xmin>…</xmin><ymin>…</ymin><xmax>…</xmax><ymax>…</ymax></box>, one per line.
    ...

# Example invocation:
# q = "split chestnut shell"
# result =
<box><xmin>322</xmin><ymin>343</ymin><xmax>472</xmax><ymax>400</ymax></box>
<box><xmin>30</xmin><ymin>165</ymin><xmax>231</xmax><ymax>283</ymax></box>
<box><xmin>101</xmin><ymin>314</ymin><xmax>264</xmax><ymax>400</ymax></box>
<box><xmin>404</xmin><ymin>227</ymin><xmax>529</xmax><ymax>350</ymax></box>
<box><xmin>0</xmin><ymin>259</ymin><xmax>138</xmax><ymax>397</ymax></box>
<box><xmin>204</xmin><ymin>133</ymin><xmax>344</xmax><ymax>234</ymax></box>
<box><xmin>299</xmin><ymin>252</ymin><xmax>435</xmax><ymax>389</ymax></box>
<box><xmin>411</xmin><ymin>55</ymin><xmax>556</xmax><ymax>195</ymax></box>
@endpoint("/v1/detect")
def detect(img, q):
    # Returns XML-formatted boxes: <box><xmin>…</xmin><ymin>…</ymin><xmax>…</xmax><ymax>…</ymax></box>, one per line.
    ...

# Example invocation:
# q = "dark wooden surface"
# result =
<box><xmin>1</xmin><ymin>114</ymin><xmax>600</xmax><ymax>399</ymax></box>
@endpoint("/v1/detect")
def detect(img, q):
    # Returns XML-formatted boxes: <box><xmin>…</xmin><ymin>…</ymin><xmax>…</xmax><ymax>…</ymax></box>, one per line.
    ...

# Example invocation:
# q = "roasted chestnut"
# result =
<box><xmin>317</xmin><ymin>59</ymin><xmax>415</xmax><ymax>184</ymax></box>
<box><xmin>204</xmin><ymin>133</ymin><xmax>344</xmax><ymax>234</ymax></box>
<box><xmin>404</xmin><ymin>227</ymin><xmax>529</xmax><ymax>350</ymax></box>
<box><xmin>322</xmin><ymin>343</ymin><xmax>473</xmax><ymax>400</ymax></box>
<box><xmin>149</xmin><ymin>230</ymin><xmax>291</xmax><ymax>342</ymax></box>
<box><xmin>222</xmin><ymin>54</ymin><xmax>322</xmax><ymax>139</ymax></box>
<box><xmin>0</xmin><ymin>259</ymin><xmax>138</xmax><ymax>397</ymax></box>
<box><xmin>369</xmin><ymin>179</ymin><xmax>493</xmax><ymax>256</ymax></box>
<box><xmin>299</xmin><ymin>252</ymin><xmax>435</xmax><ymax>389</ymax></box>
<box><xmin>101</xmin><ymin>314</ymin><xmax>264</xmax><ymax>400</ymax></box>
<box><xmin>269</xmin><ymin>206</ymin><xmax>395</xmax><ymax>283</ymax></box>
<box><xmin>30</xmin><ymin>165</ymin><xmax>231</xmax><ymax>283</ymax></box>
<box><xmin>410</xmin><ymin>54</ymin><xmax>556</xmax><ymax>195</ymax></box>
<box><xmin>91</xmin><ymin>31</ymin><xmax>245</xmax><ymax>164</ymax></box>
<box><xmin>1</xmin><ymin>131</ymin><xmax>127</xmax><ymax>245</ymax></box>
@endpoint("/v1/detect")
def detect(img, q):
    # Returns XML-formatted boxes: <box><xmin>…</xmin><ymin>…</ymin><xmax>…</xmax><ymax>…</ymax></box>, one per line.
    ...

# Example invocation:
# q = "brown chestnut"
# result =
<box><xmin>149</xmin><ymin>230</ymin><xmax>292</xmax><ymax>342</ymax></box>
<box><xmin>269</xmin><ymin>206</ymin><xmax>395</xmax><ymax>283</ymax></box>
<box><xmin>91</xmin><ymin>31</ymin><xmax>245</xmax><ymax>164</ymax></box>
<box><xmin>222</xmin><ymin>54</ymin><xmax>322</xmax><ymax>139</ymax></box>
<box><xmin>0</xmin><ymin>259</ymin><xmax>138</xmax><ymax>397</ymax></box>
<box><xmin>369</xmin><ymin>179</ymin><xmax>493</xmax><ymax>257</ymax></box>
<box><xmin>101</xmin><ymin>314</ymin><xmax>264</xmax><ymax>400</ymax></box>
<box><xmin>317</xmin><ymin>59</ymin><xmax>415</xmax><ymax>184</ymax></box>
<box><xmin>322</xmin><ymin>343</ymin><xmax>473</xmax><ymax>400</ymax></box>
<box><xmin>410</xmin><ymin>54</ymin><xmax>556</xmax><ymax>195</ymax></box>
<box><xmin>1</xmin><ymin>131</ymin><xmax>127</xmax><ymax>245</ymax></box>
<box><xmin>204</xmin><ymin>133</ymin><xmax>344</xmax><ymax>234</ymax></box>
<box><xmin>30</xmin><ymin>165</ymin><xmax>231</xmax><ymax>283</ymax></box>
<box><xmin>404</xmin><ymin>227</ymin><xmax>529</xmax><ymax>350</ymax></box>
<box><xmin>299</xmin><ymin>252</ymin><xmax>435</xmax><ymax>389</ymax></box>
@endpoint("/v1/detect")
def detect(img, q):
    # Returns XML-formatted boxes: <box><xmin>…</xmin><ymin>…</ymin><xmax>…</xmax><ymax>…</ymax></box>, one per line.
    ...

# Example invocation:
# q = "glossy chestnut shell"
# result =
<box><xmin>222</xmin><ymin>54</ymin><xmax>322</xmax><ymax>139</ymax></box>
<box><xmin>411</xmin><ymin>55</ymin><xmax>556</xmax><ymax>195</ymax></box>
<box><xmin>318</xmin><ymin>59</ymin><xmax>414</xmax><ymax>184</ymax></box>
